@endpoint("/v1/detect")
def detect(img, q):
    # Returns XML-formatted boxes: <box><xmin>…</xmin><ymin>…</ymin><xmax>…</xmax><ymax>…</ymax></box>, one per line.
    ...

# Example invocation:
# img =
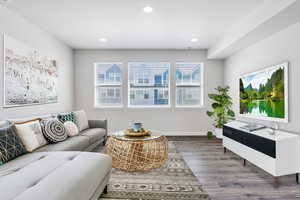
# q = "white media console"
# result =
<box><xmin>223</xmin><ymin>121</ymin><xmax>300</xmax><ymax>183</ymax></box>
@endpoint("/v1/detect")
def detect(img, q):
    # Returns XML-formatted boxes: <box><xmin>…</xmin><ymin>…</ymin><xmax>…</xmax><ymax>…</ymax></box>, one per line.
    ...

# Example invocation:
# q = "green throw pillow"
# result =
<box><xmin>57</xmin><ymin>112</ymin><xmax>76</xmax><ymax>124</ymax></box>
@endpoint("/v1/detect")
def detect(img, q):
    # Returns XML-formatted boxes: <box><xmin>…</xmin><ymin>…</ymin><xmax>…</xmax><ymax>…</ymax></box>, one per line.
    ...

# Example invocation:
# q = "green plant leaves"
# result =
<box><xmin>206</xmin><ymin>86</ymin><xmax>235</xmax><ymax>128</ymax></box>
<box><xmin>207</xmin><ymin>111</ymin><xmax>214</xmax><ymax>117</ymax></box>
<box><xmin>212</xmin><ymin>103</ymin><xmax>220</xmax><ymax>109</ymax></box>
<box><xmin>228</xmin><ymin>109</ymin><xmax>235</xmax><ymax>117</ymax></box>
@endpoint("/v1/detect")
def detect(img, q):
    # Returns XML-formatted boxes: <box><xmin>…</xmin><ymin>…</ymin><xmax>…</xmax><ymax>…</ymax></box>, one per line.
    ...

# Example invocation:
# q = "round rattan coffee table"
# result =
<box><xmin>106</xmin><ymin>130</ymin><xmax>168</xmax><ymax>171</ymax></box>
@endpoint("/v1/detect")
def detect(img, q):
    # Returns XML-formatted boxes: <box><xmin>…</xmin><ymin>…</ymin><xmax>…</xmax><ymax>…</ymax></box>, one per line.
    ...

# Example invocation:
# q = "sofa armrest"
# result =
<box><xmin>88</xmin><ymin>119</ymin><xmax>107</xmax><ymax>130</ymax></box>
<box><xmin>88</xmin><ymin>119</ymin><xmax>108</xmax><ymax>145</ymax></box>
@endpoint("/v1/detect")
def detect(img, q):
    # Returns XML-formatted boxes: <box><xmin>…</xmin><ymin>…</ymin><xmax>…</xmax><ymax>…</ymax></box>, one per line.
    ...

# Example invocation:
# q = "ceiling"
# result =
<box><xmin>3</xmin><ymin>0</ymin><xmax>264</xmax><ymax>50</ymax></box>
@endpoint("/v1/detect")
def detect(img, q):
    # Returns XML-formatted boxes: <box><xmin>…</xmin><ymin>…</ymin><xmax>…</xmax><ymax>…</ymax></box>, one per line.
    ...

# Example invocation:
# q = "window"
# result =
<box><xmin>94</xmin><ymin>63</ymin><xmax>122</xmax><ymax>107</ymax></box>
<box><xmin>128</xmin><ymin>62</ymin><xmax>170</xmax><ymax>107</ymax></box>
<box><xmin>176</xmin><ymin>63</ymin><xmax>203</xmax><ymax>107</ymax></box>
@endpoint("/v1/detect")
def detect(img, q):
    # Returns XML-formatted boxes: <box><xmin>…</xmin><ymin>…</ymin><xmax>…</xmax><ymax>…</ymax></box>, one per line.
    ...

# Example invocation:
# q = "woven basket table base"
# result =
<box><xmin>106</xmin><ymin>135</ymin><xmax>168</xmax><ymax>171</ymax></box>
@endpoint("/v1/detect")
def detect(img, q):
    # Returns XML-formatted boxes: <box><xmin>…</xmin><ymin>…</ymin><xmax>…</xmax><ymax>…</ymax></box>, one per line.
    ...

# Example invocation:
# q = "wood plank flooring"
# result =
<box><xmin>169</xmin><ymin>136</ymin><xmax>300</xmax><ymax>200</ymax></box>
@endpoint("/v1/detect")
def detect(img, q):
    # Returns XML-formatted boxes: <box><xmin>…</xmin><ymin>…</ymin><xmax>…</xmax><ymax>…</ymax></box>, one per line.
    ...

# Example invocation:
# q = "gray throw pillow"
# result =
<box><xmin>73</xmin><ymin>110</ymin><xmax>89</xmax><ymax>132</ymax></box>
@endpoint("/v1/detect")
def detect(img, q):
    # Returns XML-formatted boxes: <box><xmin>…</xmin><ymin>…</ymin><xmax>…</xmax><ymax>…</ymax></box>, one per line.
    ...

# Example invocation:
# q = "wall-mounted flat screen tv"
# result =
<box><xmin>239</xmin><ymin>62</ymin><xmax>288</xmax><ymax>123</ymax></box>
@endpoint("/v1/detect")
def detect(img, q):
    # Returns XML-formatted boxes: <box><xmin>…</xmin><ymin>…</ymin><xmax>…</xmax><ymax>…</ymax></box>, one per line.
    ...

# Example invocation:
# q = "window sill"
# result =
<box><xmin>94</xmin><ymin>105</ymin><xmax>123</xmax><ymax>109</ymax></box>
<box><xmin>127</xmin><ymin>105</ymin><xmax>171</xmax><ymax>109</ymax></box>
<box><xmin>175</xmin><ymin>105</ymin><xmax>206</xmax><ymax>110</ymax></box>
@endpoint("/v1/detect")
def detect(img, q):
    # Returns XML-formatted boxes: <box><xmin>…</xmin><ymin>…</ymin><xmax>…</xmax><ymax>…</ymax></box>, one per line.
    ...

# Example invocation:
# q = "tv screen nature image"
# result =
<box><xmin>239</xmin><ymin>63</ymin><xmax>288</xmax><ymax>121</ymax></box>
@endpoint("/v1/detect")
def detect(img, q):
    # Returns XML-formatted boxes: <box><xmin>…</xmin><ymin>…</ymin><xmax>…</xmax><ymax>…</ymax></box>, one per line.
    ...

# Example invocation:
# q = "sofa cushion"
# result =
<box><xmin>74</xmin><ymin>110</ymin><xmax>89</xmax><ymax>131</ymax></box>
<box><xmin>0</xmin><ymin>151</ymin><xmax>112</xmax><ymax>200</ymax></box>
<box><xmin>35</xmin><ymin>136</ymin><xmax>89</xmax><ymax>152</ymax></box>
<box><xmin>64</xmin><ymin>121</ymin><xmax>79</xmax><ymax>137</ymax></box>
<box><xmin>0</xmin><ymin>123</ymin><xmax>27</xmax><ymax>164</ymax></box>
<box><xmin>14</xmin><ymin>119</ymin><xmax>48</xmax><ymax>152</ymax></box>
<box><xmin>41</xmin><ymin>120</ymin><xmax>67</xmax><ymax>143</ymax></box>
<box><xmin>80</xmin><ymin>128</ymin><xmax>106</xmax><ymax>144</ymax></box>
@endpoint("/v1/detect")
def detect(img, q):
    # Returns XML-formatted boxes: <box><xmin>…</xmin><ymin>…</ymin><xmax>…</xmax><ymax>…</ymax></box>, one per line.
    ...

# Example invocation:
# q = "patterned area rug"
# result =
<box><xmin>98</xmin><ymin>142</ymin><xmax>210</xmax><ymax>200</ymax></box>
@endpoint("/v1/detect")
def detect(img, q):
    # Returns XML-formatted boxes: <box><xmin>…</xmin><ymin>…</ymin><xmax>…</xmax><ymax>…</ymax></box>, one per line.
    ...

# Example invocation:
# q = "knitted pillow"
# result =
<box><xmin>41</xmin><ymin>120</ymin><xmax>67</xmax><ymax>143</ymax></box>
<box><xmin>57</xmin><ymin>113</ymin><xmax>76</xmax><ymax>123</ymax></box>
<box><xmin>14</xmin><ymin>119</ymin><xmax>48</xmax><ymax>152</ymax></box>
<box><xmin>64</xmin><ymin>121</ymin><xmax>79</xmax><ymax>137</ymax></box>
<box><xmin>0</xmin><ymin>122</ymin><xmax>27</xmax><ymax>165</ymax></box>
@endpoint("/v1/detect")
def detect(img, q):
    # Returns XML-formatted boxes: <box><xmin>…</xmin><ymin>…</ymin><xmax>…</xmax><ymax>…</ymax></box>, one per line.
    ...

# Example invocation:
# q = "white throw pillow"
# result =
<box><xmin>14</xmin><ymin>119</ymin><xmax>48</xmax><ymax>152</ymax></box>
<box><xmin>64</xmin><ymin>121</ymin><xmax>79</xmax><ymax>137</ymax></box>
<box><xmin>73</xmin><ymin>110</ymin><xmax>89</xmax><ymax>131</ymax></box>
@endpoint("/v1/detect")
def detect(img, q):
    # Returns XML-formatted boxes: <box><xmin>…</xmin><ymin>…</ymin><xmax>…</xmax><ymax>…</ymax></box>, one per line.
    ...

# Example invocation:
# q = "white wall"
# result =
<box><xmin>0</xmin><ymin>5</ymin><xmax>74</xmax><ymax>119</ymax></box>
<box><xmin>225</xmin><ymin>21</ymin><xmax>300</xmax><ymax>134</ymax></box>
<box><xmin>75</xmin><ymin>50</ymin><xmax>223</xmax><ymax>135</ymax></box>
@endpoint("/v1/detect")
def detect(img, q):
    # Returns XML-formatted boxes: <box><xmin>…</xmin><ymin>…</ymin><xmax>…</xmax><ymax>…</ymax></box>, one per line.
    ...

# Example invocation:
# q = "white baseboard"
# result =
<box><xmin>147</xmin><ymin>130</ymin><xmax>208</xmax><ymax>136</ymax></box>
<box><xmin>108</xmin><ymin>130</ymin><xmax>211</xmax><ymax>136</ymax></box>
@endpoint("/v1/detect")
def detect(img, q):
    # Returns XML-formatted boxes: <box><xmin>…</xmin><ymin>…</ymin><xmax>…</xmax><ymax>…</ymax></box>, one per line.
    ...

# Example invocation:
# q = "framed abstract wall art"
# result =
<box><xmin>3</xmin><ymin>34</ymin><xmax>58</xmax><ymax>107</ymax></box>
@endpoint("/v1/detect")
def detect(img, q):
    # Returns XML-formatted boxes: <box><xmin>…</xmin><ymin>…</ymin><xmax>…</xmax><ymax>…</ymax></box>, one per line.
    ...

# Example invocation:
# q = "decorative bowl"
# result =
<box><xmin>125</xmin><ymin>128</ymin><xmax>151</xmax><ymax>137</ymax></box>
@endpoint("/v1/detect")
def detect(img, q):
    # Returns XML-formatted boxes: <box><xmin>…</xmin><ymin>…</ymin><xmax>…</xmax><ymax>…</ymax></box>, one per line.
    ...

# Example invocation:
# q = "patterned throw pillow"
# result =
<box><xmin>64</xmin><ymin>121</ymin><xmax>79</xmax><ymax>137</ymax></box>
<box><xmin>41</xmin><ymin>120</ymin><xmax>67</xmax><ymax>143</ymax></box>
<box><xmin>0</xmin><ymin>122</ymin><xmax>27</xmax><ymax>164</ymax></box>
<box><xmin>73</xmin><ymin>110</ymin><xmax>89</xmax><ymax>131</ymax></box>
<box><xmin>14</xmin><ymin>119</ymin><xmax>48</xmax><ymax>152</ymax></box>
<box><xmin>57</xmin><ymin>113</ymin><xmax>76</xmax><ymax>124</ymax></box>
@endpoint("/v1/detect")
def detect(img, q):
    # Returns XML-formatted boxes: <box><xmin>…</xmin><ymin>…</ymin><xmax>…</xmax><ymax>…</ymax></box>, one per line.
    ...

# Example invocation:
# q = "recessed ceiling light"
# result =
<box><xmin>190</xmin><ymin>38</ymin><xmax>199</xmax><ymax>42</ymax></box>
<box><xmin>143</xmin><ymin>6</ymin><xmax>153</xmax><ymax>13</ymax></box>
<box><xmin>98</xmin><ymin>38</ymin><xmax>107</xmax><ymax>42</ymax></box>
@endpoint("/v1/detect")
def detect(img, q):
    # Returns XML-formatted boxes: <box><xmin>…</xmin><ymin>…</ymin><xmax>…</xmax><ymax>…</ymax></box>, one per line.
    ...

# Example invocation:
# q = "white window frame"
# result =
<box><xmin>128</xmin><ymin>62</ymin><xmax>171</xmax><ymax>108</ymax></box>
<box><xmin>175</xmin><ymin>62</ymin><xmax>204</xmax><ymax>108</ymax></box>
<box><xmin>94</xmin><ymin>62</ymin><xmax>123</xmax><ymax>108</ymax></box>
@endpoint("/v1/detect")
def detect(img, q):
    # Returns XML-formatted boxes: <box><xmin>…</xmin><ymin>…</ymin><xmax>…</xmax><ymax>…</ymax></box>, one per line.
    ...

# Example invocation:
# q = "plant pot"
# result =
<box><xmin>214</xmin><ymin>128</ymin><xmax>223</xmax><ymax>139</ymax></box>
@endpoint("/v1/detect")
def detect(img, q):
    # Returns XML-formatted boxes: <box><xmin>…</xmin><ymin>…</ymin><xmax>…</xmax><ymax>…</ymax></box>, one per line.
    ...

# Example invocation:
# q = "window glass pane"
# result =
<box><xmin>176</xmin><ymin>87</ymin><xmax>201</xmax><ymax>105</ymax></box>
<box><xmin>129</xmin><ymin>62</ymin><xmax>170</xmax><ymax>106</ymax></box>
<box><xmin>95</xmin><ymin>63</ymin><xmax>122</xmax><ymax>84</ymax></box>
<box><xmin>176</xmin><ymin>63</ymin><xmax>201</xmax><ymax>85</ymax></box>
<box><xmin>176</xmin><ymin>63</ymin><xmax>203</xmax><ymax>106</ymax></box>
<box><xmin>96</xmin><ymin>86</ymin><xmax>121</xmax><ymax>105</ymax></box>
<box><xmin>95</xmin><ymin>63</ymin><xmax>122</xmax><ymax>107</ymax></box>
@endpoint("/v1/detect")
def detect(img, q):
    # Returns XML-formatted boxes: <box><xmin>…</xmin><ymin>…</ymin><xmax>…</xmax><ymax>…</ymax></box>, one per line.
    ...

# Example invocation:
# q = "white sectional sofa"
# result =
<box><xmin>0</xmin><ymin>112</ymin><xmax>112</xmax><ymax>200</ymax></box>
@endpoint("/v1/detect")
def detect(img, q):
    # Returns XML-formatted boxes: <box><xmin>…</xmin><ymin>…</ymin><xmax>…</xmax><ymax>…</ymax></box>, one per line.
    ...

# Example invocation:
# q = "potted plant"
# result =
<box><xmin>207</xmin><ymin>86</ymin><xmax>235</xmax><ymax>139</ymax></box>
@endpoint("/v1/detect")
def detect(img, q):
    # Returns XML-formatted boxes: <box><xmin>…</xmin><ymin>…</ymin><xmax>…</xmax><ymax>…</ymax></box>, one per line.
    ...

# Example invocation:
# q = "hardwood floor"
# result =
<box><xmin>169</xmin><ymin>136</ymin><xmax>300</xmax><ymax>200</ymax></box>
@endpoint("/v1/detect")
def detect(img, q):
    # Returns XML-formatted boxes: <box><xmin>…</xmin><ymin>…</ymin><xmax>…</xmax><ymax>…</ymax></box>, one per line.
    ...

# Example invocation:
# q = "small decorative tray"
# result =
<box><xmin>125</xmin><ymin>128</ymin><xmax>151</xmax><ymax>137</ymax></box>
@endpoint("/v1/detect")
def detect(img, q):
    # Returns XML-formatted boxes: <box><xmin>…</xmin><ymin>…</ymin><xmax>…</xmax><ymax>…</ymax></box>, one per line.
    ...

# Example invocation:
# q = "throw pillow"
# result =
<box><xmin>64</xmin><ymin>121</ymin><xmax>79</xmax><ymax>137</ymax></box>
<box><xmin>57</xmin><ymin>113</ymin><xmax>76</xmax><ymax>124</ymax></box>
<box><xmin>41</xmin><ymin>120</ymin><xmax>67</xmax><ymax>143</ymax></box>
<box><xmin>0</xmin><ymin>122</ymin><xmax>27</xmax><ymax>164</ymax></box>
<box><xmin>73</xmin><ymin>110</ymin><xmax>89</xmax><ymax>131</ymax></box>
<box><xmin>14</xmin><ymin>119</ymin><xmax>48</xmax><ymax>152</ymax></box>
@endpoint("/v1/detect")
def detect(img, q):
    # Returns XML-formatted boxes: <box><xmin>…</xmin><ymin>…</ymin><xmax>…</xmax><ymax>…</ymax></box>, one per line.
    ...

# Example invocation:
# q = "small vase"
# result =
<box><xmin>215</xmin><ymin>128</ymin><xmax>223</xmax><ymax>139</ymax></box>
<box><xmin>133</xmin><ymin>122</ymin><xmax>142</xmax><ymax>132</ymax></box>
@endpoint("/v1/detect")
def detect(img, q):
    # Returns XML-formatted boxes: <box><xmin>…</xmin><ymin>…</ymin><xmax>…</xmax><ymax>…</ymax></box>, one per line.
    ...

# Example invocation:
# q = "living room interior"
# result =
<box><xmin>1</xmin><ymin>0</ymin><xmax>300</xmax><ymax>200</ymax></box>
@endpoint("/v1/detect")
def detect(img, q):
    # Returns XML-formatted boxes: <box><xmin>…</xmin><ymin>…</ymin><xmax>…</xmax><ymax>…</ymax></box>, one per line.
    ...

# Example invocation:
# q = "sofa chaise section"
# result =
<box><xmin>0</xmin><ymin>151</ymin><xmax>112</xmax><ymax>200</ymax></box>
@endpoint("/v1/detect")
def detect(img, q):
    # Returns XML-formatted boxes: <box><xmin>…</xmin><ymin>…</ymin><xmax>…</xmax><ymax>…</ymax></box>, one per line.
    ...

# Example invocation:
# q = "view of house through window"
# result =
<box><xmin>128</xmin><ymin>62</ymin><xmax>170</xmax><ymax>107</ymax></box>
<box><xmin>176</xmin><ymin>63</ymin><xmax>203</xmax><ymax>107</ymax></box>
<box><xmin>94</xmin><ymin>62</ymin><xmax>202</xmax><ymax>108</ymax></box>
<box><xmin>94</xmin><ymin>63</ymin><xmax>122</xmax><ymax>107</ymax></box>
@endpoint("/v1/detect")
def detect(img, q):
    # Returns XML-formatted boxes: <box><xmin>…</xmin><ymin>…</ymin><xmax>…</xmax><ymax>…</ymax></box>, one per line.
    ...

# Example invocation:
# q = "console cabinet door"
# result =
<box><xmin>223</xmin><ymin>126</ymin><xmax>276</xmax><ymax>158</ymax></box>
